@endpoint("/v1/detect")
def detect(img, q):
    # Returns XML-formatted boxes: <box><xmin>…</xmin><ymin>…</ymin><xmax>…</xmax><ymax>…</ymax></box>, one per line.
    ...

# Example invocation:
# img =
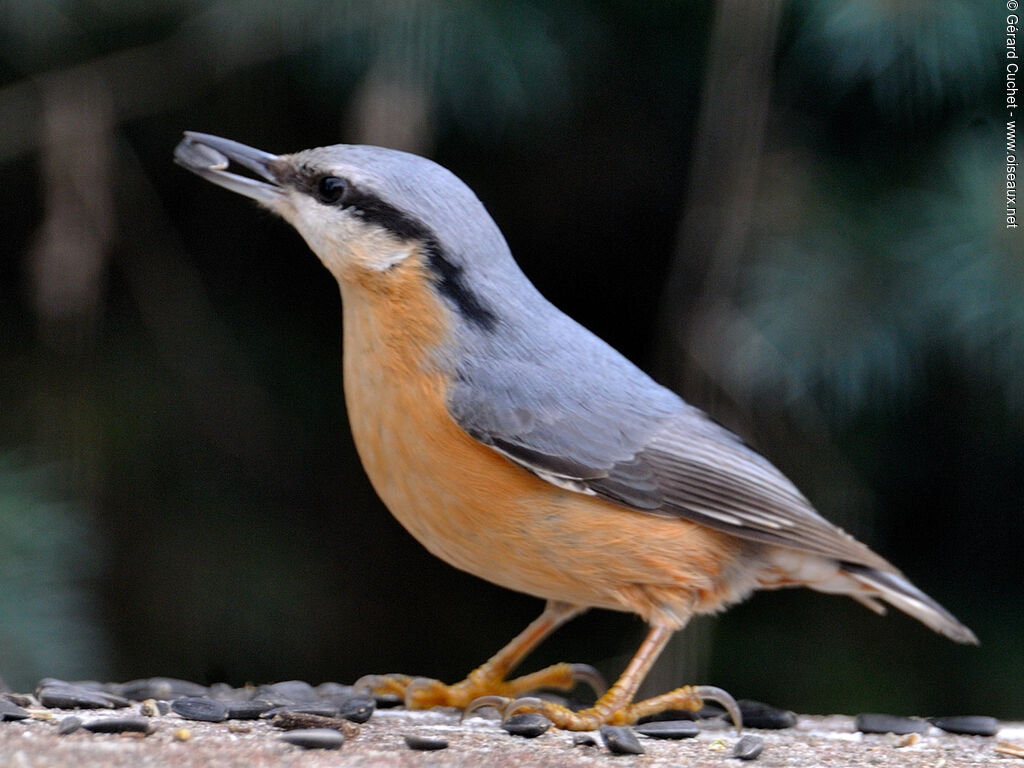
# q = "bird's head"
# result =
<box><xmin>174</xmin><ymin>132</ymin><xmax>530</xmax><ymax>334</ymax></box>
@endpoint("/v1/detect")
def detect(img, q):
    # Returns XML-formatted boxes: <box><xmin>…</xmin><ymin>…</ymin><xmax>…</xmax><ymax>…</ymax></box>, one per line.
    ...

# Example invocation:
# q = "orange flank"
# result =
<box><xmin>338</xmin><ymin>247</ymin><xmax>754</xmax><ymax>630</ymax></box>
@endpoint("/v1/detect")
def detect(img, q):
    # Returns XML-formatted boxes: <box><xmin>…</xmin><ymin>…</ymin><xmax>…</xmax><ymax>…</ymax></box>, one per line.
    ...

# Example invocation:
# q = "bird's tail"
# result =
<box><xmin>840</xmin><ymin>562</ymin><xmax>978</xmax><ymax>645</ymax></box>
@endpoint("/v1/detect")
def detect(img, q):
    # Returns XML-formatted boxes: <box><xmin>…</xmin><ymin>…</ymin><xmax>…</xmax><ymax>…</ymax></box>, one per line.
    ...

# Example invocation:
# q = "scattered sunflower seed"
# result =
<box><xmin>502</xmin><ymin>713</ymin><xmax>551</xmax><ymax>738</ymax></box>
<box><xmin>226</xmin><ymin>700</ymin><xmax>274</xmax><ymax>720</ymax></box>
<box><xmin>116</xmin><ymin>678</ymin><xmax>207</xmax><ymax>701</ymax></box>
<box><xmin>737</xmin><ymin>700</ymin><xmax>797</xmax><ymax>729</ymax></box>
<box><xmin>171</xmin><ymin>697</ymin><xmax>228</xmax><ymax>722</ymax></box>
<box><xmin>57</xmin><ymin>716</ymin><xmax>83</xmax><ymax>734</ymax></box>
<box><xmin>82</xmin><ymin>717</ymin><xmax>154</xmax><ymax>734</ymax></box>
<box><xmin>315</xmin><ymin>682</ymin><xmax>354</xmax><ymax>698</ymax></box>
<box><xmin>2</xmin><ymin>693</ymin><xmax>34</xmax><ymax>708</ymax></box>
<box><xmin>255</xmin><ymin>681</ymin><xmax>317</xmax><ymax>703</ymax></box>
<box><xmin>0</xmin><ymin>699</ymin><xmax>30</xmax><ymax>721</ymax></box>
<box><xmin>634</xmin><ymin>719</ymin><xmax>700</xmax><ymax>739</ymax></box>
<box><xmin>337</xmin><ymin>696</ymin><xmax>376</xmax><ymax>723</ymax></box>
<box><xmin>855</xmin><ymin>713</ymin><xmax>927</xmax><ymax>735</ymax></box>
<box><xmin>404</xmin><ymin>733</ymin><xmax>449</xmax><ymax>750</ymax></box>
<box><xmin>733</xmin><ymin>734</ymin><xmax>765</xmax><ymax>760</ymax></box>
<box><xmin>600</xmin><ymin>724</ymin><xmax>645</xmax><ymax>755</ymax></box>
<box><xmin>573</xmin><ymin>733</ymin><xmax>599</xmax><ymax>747</ymax></box>
<box><xmin>279</xmin><ymin>727</ymin><xmax>345</xmax><ymax>750</ymax></box>
<box><xmin>264</xmin><ymin>704</ymin><xmax>339</xmax><ymax>719</ymax></box>
<box><xmin>929</xmin><ymin>716</ymin><xmax>999</xmax><ymax>737</ymax></box>
<box><xmin>38</xmin><ymin>685</ymin><xmax>128</xmax><ymax>710</ymax></box>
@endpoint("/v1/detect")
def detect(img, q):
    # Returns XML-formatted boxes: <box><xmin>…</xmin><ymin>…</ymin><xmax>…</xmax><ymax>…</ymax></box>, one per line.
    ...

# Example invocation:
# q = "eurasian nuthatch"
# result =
<box><xmin>174</xmin><ymin>132</ymin><xmax>975</xmax><ymax>731</ymax></box>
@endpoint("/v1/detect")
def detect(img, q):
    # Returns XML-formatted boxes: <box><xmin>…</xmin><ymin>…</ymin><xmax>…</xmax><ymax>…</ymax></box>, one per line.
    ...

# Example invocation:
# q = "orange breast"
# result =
<box><xmin>336</xmin><ymin>248</ymin><xmax>756</xmax><ymax>628</ymax></box>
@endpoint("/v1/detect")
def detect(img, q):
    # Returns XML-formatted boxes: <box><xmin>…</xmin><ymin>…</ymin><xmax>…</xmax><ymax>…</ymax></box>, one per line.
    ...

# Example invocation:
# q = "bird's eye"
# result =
<box><xmin>316</xmin><ymin>176</ymin><xmax>349</xmax><ymax>205</ymax></box>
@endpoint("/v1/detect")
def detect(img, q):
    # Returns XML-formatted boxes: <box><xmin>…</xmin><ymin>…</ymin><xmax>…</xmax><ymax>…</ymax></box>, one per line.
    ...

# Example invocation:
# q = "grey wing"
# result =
<box><xmin>448</xmin><ymin>355</ymin><xmax>891</xmax><ymax>572</ymax></box>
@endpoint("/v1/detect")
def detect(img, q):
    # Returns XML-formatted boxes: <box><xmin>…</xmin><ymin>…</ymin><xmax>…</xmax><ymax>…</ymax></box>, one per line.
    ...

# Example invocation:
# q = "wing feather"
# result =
<box><xmin>449</xmin><ymin>359</ymin><xmax>890</xmax><ymax>571</ymax></box>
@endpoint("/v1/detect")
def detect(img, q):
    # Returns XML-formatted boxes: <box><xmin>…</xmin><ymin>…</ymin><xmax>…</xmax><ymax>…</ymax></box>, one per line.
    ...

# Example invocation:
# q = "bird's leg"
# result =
<box><xmin>468</xmin><ymin>624</ymin><xmax>742</xmax><ymax>732</ymax></box>
<box><xmin>355</xmin><ymin>600</ymin><xmax>598</xmax><ymax>709</ymax></box>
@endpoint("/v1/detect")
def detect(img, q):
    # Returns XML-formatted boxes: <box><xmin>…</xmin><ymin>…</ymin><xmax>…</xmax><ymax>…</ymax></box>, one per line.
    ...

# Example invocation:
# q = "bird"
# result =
<box><xmin>174</xmin><ymin>131</ymin><xmax>977</xmax><ymax>731</ymax></box>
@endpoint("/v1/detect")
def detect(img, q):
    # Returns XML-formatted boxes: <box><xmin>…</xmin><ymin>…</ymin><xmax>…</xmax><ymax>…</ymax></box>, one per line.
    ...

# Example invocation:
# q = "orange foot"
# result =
<box><xmin>354</xmin><ymin>663</ymin><xmax>606</xmax><ymax>710</ymax></box>
<box><xmin>465</xmin><ymin>623</ymin><xmax>743</xmax><ymax>732</ymax></box>
<box><xmin>355</xmin><ymin>601</ymin><xmax>599</xmax><ymax>710</ymax></box>
<box><xmin>465</xmin><ymin>683</ymin><xmax>742</xmax><ymax>731</ymax></box>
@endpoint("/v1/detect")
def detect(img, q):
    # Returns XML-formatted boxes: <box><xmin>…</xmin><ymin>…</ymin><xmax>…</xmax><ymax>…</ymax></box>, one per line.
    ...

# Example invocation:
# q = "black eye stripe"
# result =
<box><xmin>284</xmin><ymin>166</ymin><xmax>498</xmax><ymax>331</ymax></box>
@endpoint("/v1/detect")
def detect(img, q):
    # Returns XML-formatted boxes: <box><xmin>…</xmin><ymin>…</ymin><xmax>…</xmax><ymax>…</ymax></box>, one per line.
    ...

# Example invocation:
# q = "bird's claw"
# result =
<box><xmin>355</xmin><ymin>661</ymin><xmax>604</xmax><ymax>713</ymax></box>
<box><xmin>568</xmin><ymin>663</ymin><xmax>607</xmax><ymax>697</ymax></box>
<box><xmin>353</xmin><ymin>673</ymin><xmax>413</xmax><ymax>699</ymax></box>
<box><xmin>690</xmin><ymin>684</ymin><xmax>743</xmax><ymax>733</ymax></box>
<box><xmin>463</xmin><ymin>685</ymin><xmax>743</xmax><ymax>733</ymax></box>
<box><xmin>354</xmin><ymin>674</ymin><xmax>457</xmax><ymax>709</ymax></box>
<box><xmin>461</xmin><ymin>694</ymin><xmax>514</xmax><ymax>721</ymax></box>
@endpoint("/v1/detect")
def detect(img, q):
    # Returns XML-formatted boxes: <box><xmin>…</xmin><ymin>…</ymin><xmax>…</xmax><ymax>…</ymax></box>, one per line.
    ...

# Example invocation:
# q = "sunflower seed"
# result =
<box><xmin>404</xmin><ymin>733</ymin><xmax>449</xmax><ymax>750</ymax></box>
<box><xmin>227</xmin><ymin>700</ymin><xmax>274</xmax><ymax>720</ymax></box>
<box><xmin>116</xmin><ymin>678</ymin><xmax>207</xmax><ymax>701</ymax></box>
<box><xmin>264</xmin><ymin>704</ymin><xmax>339</xmax><ymax>719</ymax></box>
<box><xmin>634</xmin><ymin>719</ymin><xmax>700</xmax><ymax>739</ymax></box>
<box><xmin>737</xmin><ymin>700</ymin><xmax>797</xmax><ymax>729</ymax></box>
<box><xmin>600</xmin><ymin>724</ymin><xmax>645</xmax><ymax>755</ymax></box>
<box><xmin>255</xmin><ymin>681</ymin><xmax>317</xmax><ymax>703</ymax></box>
<box><xmin>279</xmin><ymin>728</ymin><xmax>344</xmax><ymax>750</ymax></box>
<box><xmin>57</xmin><ymin>716</ymin><xmax>82</xmax><ymax>734</ymax></box>
<box><xmin>82</xmin><ymin>717</ymin><xmax>154</xmax><ymax>734</ymax></box>
<box><xmin>337</xmin><ymin>696</ymin><xmax>375</xmax><ymax>723</ymax></box>
<box><xmin>929</xmin><ymin>715</ymin><xmax>999</xmax><ymax>736</ymax></box>
<box><xmin>38</xmin><ymin>685</ymin><xmax>128</xmax><ymax>710</ymax></box>
<box><xmin>502</xmin><ymin>713</ymin><xmax>551</xmax><ymax>738</ymax></box>
<box><xmin>733</xmin><ymin>733</ymin><xmax>764</xmax><ymax>760</ymax></box>
<box><xmin>0</xmin><ymin>699</ymin><xmax>29</xmax><ymax>721</ymax></box>
<box><xmin>855</xmin><ymin>713</ymin><xmax>927</xmax><ymax>735</ymax></box>
<box><xmin>315</xmin><ymin>682</ymin><xmax>353</xmax><ymax>698</ymax></box>
<box><xmin>171</xmin><ymin>697</ymin><xmax>228</xmax><ymax>722</ymax></box>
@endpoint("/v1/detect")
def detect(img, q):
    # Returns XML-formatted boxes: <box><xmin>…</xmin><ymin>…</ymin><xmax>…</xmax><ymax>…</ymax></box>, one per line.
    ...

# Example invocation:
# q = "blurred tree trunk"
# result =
<box><xmin>645</xmin><ymin>0</ymin><xmax>783</xmax><ymax>699</ymax></box>
<box><xmin>345</xmin><ymin>62</ymin><xmax>435</xmax><ymax>154</ymax></box>
<box><xmin>26</xmin><ymin>70</ymin><xmax>116</xmax><ymax>499</ymax></box>
<box><xmin>30</xmin><ymin>71</ymin><xmax>114</xmax><ymax>349</ymax></box>
<box><xmin>656</xmin><ymin>0</ymin><xmax>782</xmax><ymax>435</ymax></box>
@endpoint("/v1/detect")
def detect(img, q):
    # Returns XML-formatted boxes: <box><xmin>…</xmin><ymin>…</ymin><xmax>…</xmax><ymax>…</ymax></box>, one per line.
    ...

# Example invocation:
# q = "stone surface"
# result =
<box><xmin>0</xmin><ymin>702</ymin><xmax>1018</xmax><ymax>767</ymax></box>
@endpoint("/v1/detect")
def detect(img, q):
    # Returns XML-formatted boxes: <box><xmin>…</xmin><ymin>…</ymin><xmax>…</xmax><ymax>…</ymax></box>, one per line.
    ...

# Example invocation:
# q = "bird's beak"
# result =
<box><xmin>174</xmin><ymin>132</ymin><xmax>283</xmax><ymax>205</ymax></box>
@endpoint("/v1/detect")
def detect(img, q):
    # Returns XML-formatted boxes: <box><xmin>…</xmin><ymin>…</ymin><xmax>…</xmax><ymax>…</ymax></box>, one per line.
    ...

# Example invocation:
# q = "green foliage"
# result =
<box><xmin>792</xmin><ymin>0</ymin><xmax>996</xmax><ymax>123</ymax></box>
<box><xmin>736</xmin><ymin>126</ymin><xmax>1024</xmax><ymax>420</ymax></box>
<box><xmin>0</xmin><ymin>454</ymin><xmax>107</xmax><ymax>690</ymax></box>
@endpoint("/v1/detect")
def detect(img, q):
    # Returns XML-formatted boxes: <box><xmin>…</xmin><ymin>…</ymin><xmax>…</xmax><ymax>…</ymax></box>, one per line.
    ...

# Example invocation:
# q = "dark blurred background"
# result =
<box><xmin>1</xmin><ymin>0</ymin><xmax>1021</xmax><ymax>718</ymax></box>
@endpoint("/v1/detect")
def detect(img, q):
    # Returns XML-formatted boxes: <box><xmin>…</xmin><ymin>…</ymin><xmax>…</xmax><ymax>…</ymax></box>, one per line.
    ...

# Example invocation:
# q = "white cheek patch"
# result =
<box><xmin>284</xmin><ymin>196</ymin><xmax>415</xmax><ymax>274</ymax></box>
<box><xmin>369</xmin><ymin>243</ymin><xmax>415</xmax><ymax>271</ymax></box>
